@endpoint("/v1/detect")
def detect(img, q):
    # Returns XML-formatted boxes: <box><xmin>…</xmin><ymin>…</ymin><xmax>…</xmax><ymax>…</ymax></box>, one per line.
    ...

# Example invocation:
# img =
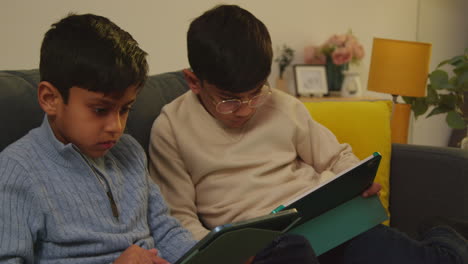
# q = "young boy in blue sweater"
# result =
<box><xmin>0</xmin><ymin>13</ymin><xmax>196</xmax><ymax>264</ymax></box>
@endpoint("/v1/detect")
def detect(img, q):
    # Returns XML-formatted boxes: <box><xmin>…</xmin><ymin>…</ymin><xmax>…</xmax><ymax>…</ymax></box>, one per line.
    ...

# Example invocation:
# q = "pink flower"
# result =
<box><xmin>304</xmin><ymin>31</ymin><xmax>364</xmax><ymax>66</ymax></box>
<box><xmin>304</xmin><ymin>45</ymin><xmax>326</xmax><ymax>64</ymax></box>
<box><xmin>326</xmin><ymin>34</ymin><xmax>348</xmax><ymax>47</ymax></box>
<box><xmin>345</xmin><ymin>38</ymin><xmax>365</xmax><ymax>60</ymax></box>
<box><xmin>353</xmin><ymin>44</ymin><xmax>365</xmax><ymax>60</ymax></box>
<box><xmin>331</xmin><ymin>47</ymin><xmax>353</xmax><ymax>65</ymax></box>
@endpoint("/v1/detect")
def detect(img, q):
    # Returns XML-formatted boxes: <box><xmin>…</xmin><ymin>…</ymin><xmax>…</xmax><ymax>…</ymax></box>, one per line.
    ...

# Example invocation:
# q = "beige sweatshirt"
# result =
<box><xmin>149</xmin><ymin>90</ymin><xmax>359</xmax><ymax>240</ymax></box>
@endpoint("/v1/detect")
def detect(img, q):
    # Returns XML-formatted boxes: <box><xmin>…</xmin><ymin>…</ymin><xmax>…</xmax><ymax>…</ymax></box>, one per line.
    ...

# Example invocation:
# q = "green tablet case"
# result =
<box><xmin>175</xmin><ymin>209</ymin><xmax>300</xmax><ymax>264</ymax></box>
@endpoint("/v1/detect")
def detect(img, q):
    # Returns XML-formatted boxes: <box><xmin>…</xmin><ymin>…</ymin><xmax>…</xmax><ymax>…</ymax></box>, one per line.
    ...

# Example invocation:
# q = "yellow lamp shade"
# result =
<box><xmin>367</xmin><ymin>38</ymin><xmax>432</xmax><ymax>97</ymax></box>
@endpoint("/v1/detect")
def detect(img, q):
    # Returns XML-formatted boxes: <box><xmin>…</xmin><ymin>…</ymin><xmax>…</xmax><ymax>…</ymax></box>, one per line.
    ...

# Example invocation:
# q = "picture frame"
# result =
<box><xmin>293</xmin><ymin>64</ymin><xmax>328</xmax><ymax>97</ymax></box>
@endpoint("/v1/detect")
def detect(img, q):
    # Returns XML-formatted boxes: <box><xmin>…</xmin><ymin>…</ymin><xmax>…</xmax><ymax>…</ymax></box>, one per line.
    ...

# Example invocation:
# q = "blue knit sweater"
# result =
<box><xmin>0</xmin><ymin>117</ymin><xmax>196</xmax><ymax>263</ymax></box>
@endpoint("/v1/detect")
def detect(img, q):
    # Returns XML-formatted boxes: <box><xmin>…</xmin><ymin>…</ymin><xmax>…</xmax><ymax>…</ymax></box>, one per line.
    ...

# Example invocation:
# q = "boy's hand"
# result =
<box><xmin>114</xmin><ymin>245</ymin><xmax>170</xmax><ymax>264</ymax></box>
<box><xmin>361</xmin><ymin>182</ymin><xmax>381</xmax><ymax>198</ymax></box>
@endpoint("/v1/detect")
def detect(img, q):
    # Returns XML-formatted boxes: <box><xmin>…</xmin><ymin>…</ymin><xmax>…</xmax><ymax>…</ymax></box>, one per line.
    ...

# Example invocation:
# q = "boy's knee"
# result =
<box><xmin>275</xmin><ymin>234</ymin><xmax>313</xmax><ymax>249</ymax></box>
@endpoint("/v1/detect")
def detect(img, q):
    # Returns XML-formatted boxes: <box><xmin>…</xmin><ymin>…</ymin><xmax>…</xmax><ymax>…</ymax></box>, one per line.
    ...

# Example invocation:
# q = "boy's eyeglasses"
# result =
<box><xmin>208</xmin><ymin>85</ymin><xmax>272</xmax><ymax>114</ymax></box>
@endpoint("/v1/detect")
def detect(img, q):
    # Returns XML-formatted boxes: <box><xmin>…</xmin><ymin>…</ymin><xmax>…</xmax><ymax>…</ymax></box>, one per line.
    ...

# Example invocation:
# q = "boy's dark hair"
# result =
<box><xmin>187</xmin><ymin>5</ymin><xmax>272</xmax><ymax>93</ymax></box>
<box><xmin>40</xmin><ymin>13</ymin><xmax>148</xmax><ymax>102</ymax></box>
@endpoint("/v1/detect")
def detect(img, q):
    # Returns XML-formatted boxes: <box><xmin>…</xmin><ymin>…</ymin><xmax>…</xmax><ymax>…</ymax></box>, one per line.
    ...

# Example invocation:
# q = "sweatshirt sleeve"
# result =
<box><xmin>294</xmin><ymin>102</ymin><xmax>360</xmax><ymax>174</ymax></box>
<box><xmin>0</xmin><ymin>156</ymin><xmax>44</xmax><ymax>264</ymax></box>
<box><xmin>148</xmin><ymin>112</ymin><xmax>210</xmax><ymax>240</ymax></box>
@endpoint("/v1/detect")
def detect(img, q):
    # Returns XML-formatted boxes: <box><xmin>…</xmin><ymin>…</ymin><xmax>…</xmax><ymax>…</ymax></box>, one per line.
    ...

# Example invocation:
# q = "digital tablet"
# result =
<box><xmin>175</xmin><ymin>208</ymin><xmax>300</xmax><ymax>264</ymax></box>
<box><xmin>273</xmin><ymin>152</ymin><xmax>382</xmax><ymax>226</ymax></box>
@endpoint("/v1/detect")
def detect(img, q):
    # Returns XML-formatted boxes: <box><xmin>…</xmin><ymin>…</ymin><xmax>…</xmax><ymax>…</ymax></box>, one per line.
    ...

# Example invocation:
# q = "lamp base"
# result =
<box><xmin>391</xmin><ymin>103</ymin><xmax>411</xmax><ymax>144</ymax></box>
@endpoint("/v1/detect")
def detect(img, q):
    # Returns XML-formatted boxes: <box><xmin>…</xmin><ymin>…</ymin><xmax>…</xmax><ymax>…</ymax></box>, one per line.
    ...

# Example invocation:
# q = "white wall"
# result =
<box><xmin>1</xmin><ymin>0</ymin><xmax>466</xmax><ymax>147</ymax></box>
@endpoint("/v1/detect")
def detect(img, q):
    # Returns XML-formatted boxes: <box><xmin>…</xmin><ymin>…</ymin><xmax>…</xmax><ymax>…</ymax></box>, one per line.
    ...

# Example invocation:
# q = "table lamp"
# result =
<box><xmin>367</xmin><ymin>38</ymin><xmax>432</xmax><ymax>144</ymax></box>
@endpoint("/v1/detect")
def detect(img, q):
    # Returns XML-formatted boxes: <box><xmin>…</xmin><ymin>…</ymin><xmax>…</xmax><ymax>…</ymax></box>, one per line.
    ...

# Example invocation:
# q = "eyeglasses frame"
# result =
<box><xmin>204</xmin><ymin>84</ymin><xmax>272</xmax><ymax>115</ymax></box>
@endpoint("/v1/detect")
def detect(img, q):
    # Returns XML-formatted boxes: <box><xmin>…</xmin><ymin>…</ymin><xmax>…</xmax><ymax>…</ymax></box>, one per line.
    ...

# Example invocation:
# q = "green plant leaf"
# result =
<box><xmin>425</xmin><ymin>86</ymin><xmax>439</xmax><ymax>104</ymax></box>
<box><xmin>437</xmin><ymin>58</ymin><xmax>451</xmax><ymax>68</ymax></box>
<box><xmin>275</xmin><ymin>44</ymin><xmax>295</xmax><ymax>78</ymax></box>
<box><xmin>442</xmin><ymin>82</ymin><xmax>457</xmax><ymax>91</ymax></box>
<box><xmin>448</xmin><ymin>76</ymin><xmax>462</xmax><ymax>92</ymax></box>
<box><xmin>439</xmin><ymin>94</ymin><xmax>457</xmax><ymax>108</ymax></box>
<box><xmin>454</xmin><ymin>61</ymin><xmax>468</xmax><ymax>74</ymax></box>
<box><xmin>447</xmin><ymin>55</ymin><xmax>464</xmax><ymax>67</ymax></box>
<box><xmin>429</xmin><ymin>70</ymin><xmax>449</xmax><ymax>89</ymax></box>
<box><xmin>412</xmin><ymin>97</ymin><xmax>429</xmax><ymax>117</ymax></box>
<box><xmin>446</xmin><ymin>111</ymin><xmax>466</xmax><ymax>129</ymax></box>
<box><xmin>457</xmin><ymin>69</ymin><xmax>468</xmax><ymax>88</ymax></box>
<box><xmin>463</xmin><ymin>81</ymin><xmax>468</xmax><ymax>91</ymax></box>
<box><xmin>427</xmin><ymin>106</ymin><xmax>449</xmax><ymax>117</ymax></box>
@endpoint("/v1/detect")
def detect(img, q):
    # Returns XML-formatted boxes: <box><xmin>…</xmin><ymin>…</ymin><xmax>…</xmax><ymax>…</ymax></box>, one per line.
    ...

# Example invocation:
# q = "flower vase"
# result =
<box><xmin>325</xmin><ymin>56</ymin><xmax>348</xmax><ymax>94</ymax></box>
<box><xmin>341</xmin><ymin>70</ymin><xmax>362</xmax><ymax>97</ymax></box>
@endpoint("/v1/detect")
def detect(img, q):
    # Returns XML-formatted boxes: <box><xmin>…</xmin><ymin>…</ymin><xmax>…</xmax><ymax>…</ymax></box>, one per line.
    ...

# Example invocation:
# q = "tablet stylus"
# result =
<box><xmin>271</xmin><ymin>205</ymin><xmax>285</xmax><ymax>214</ymax></box>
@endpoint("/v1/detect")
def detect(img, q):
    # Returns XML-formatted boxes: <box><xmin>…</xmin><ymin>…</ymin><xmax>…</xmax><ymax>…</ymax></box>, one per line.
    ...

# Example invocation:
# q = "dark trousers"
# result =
<box><xmin>254</xmin><ymin>225</ymin><xmax>467</xmax><ymax>264</ymax></box>
<box><xmin>252</xmin><ymin>234</ymin><xmax>318</xmax><ymax>264</ymax></box>
<box><xmin>319</xmin><ymin>224</ymin><xmax>467</xmax><ymax>264</ymax></box>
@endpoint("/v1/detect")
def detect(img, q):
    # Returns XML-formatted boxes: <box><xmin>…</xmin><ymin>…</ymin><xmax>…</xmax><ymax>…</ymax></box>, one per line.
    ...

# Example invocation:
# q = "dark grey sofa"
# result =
<box><xmin>1</xmin><ymin>69</ymin><xmax>467</xmax><ymax>239</ymax></box>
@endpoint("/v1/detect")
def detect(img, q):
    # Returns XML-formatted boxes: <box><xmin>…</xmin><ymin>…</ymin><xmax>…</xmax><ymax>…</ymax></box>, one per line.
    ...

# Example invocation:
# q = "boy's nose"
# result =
<box><xmin>106</xmin><ymin>113</ymin><xmax>124</xmax><ymax>133</ymax></box>
<box><xmin>234</xmin><ymin>102</ymin><xmax>254</xmax><ymax>117</ymax></box>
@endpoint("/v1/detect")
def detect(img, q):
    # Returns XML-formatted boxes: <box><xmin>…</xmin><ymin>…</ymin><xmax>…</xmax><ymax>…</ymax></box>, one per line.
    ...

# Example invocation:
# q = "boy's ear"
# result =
<box><xmin>37</xmin><ymin>81</ymin><xmax>62</xmax><ymax>115</ymax></box>
<box><xmin>183</xmin><ymin>68</ymin><xmax>201</xmax><ymax>94</ymax></box>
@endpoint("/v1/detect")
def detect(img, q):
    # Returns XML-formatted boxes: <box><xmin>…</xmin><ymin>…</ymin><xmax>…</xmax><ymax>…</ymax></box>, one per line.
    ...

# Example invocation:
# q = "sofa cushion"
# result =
<box><xmin>0</xmin><ymin>70</ymin><xmax>43</xmax><ymax>151</ymax></box>
<box><xmin>126</xmin><ymin>71</ymin><xmax>188</xmax><ymax>152</ymax></box>
<box><xmin>303</xmin><ymin>100</ymin><xmax>392</xmax><ymax>222</ymax></box>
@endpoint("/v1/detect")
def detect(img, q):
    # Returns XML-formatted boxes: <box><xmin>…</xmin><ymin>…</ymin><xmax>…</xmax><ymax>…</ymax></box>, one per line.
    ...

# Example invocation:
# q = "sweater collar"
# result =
<box><xmin>34</xmin><ymin>115</ymin><xmax>85</xmax><ymax>167</ymax></box>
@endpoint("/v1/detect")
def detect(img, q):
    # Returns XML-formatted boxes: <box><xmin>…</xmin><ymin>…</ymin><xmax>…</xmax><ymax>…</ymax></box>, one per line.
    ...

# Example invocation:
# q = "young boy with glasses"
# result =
<box><xmin>149</xmin><ymin>4</ymin><xmax>467</xmax><ymax>264</ymax></box>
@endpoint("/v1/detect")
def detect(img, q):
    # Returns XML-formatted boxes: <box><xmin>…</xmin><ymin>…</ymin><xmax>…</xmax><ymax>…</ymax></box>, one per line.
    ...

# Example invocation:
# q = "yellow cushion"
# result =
<box><xmin>303</xmin><ymin>100</ymin><xmax>392</xmax><ymax>224</ymax></box>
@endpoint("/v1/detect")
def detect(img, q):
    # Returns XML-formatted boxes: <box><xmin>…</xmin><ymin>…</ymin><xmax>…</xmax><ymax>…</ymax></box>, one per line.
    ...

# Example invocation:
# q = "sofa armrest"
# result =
<box><xmin>389</xmin><ymin>143</ymin><xmax>468</xmax><ymax>238</ymax></box>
